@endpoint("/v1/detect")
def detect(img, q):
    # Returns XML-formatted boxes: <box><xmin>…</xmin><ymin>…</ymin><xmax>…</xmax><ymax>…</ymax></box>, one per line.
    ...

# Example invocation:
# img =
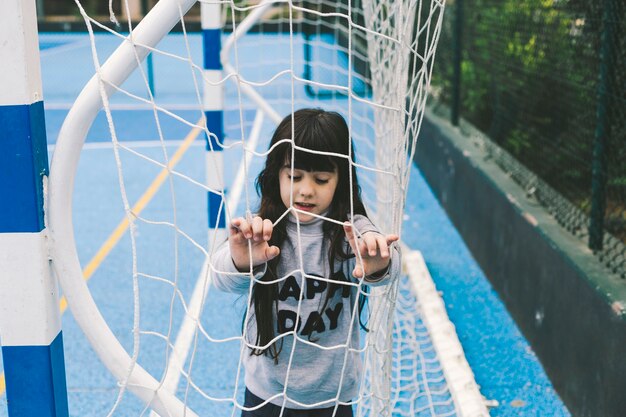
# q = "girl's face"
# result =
<box><xmin>279</xmin><ymin>164</ymin><xmax>338</xmax><ymax>222</ymax></box>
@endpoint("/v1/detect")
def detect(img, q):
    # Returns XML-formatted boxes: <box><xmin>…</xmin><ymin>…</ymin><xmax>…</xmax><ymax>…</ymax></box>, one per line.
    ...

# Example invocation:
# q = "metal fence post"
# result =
<box><xmin>451</xmin><ymin>0</ymin><xmax>463</xmax><ymax>126</ymax></box>
<box><xmin>589</xmin><ymin>0</ymin><xmax>616</xmax><ymax>251</ymax></box>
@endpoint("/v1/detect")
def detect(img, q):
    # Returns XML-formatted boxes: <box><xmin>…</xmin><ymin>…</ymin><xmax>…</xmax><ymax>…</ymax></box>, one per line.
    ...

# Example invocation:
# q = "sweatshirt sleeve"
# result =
<box><xmin>210</xmin><ymin>240</ymin><xmax>267</xmax><ymax>294</ymax></box>
<box><xmin>350</xmin><ymin>214</ymin><xmax>402</xmax><ymax>287</ymax></box>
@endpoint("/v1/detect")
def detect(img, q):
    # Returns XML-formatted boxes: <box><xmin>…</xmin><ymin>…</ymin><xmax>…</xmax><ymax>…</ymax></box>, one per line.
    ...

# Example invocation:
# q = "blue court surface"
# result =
<box><xmin>0</xmin><ymin>33</ymin><xmax>570</xmax><ymax>416</ymax></box>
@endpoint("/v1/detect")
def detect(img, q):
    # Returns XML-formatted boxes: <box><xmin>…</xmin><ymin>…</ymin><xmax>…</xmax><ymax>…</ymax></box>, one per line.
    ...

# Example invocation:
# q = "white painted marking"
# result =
<box><xmin>39</xmin><ymin>39</ymin><xmax>91</xmax><ymax>58</ymax></box>
<box><xmin>0</xmin><ymin>230</ymin><xmax>62</xmax><ymax>346</ymax></box>
<box><xmin>202</xmin><ymin>70</ymin><xmax>225</xmax><ymax>111</ymax></box>
<box><xmin>201</xmin><ymin>3</ymin><xmax>221</xmax><ymax>30</ymax></box>
<box><xmin>205</xmin><ymin>151</ymin><xmax>224</xmax><ymax>190</ymax></box>
<box><xmin>0</xmin><ymin>0</ymin><xmax>43</xmax><ymax>105</ymax></box>
<box><xmin>404</xmin><ymin>248</ymin><xmax>491</xmax><ymax>416</ymax></box>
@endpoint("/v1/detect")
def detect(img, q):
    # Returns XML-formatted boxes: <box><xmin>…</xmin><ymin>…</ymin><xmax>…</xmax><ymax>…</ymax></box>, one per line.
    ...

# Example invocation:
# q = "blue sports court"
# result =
<box><xmin>0</xmin><ymin>30</ymin><xmax>570</xmax><ymax>417</ymax></box>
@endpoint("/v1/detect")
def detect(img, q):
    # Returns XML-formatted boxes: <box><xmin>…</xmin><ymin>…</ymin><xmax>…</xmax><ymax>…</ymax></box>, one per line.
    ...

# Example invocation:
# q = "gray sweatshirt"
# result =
<box><xmin>211</xmin><ymin>214</ymin><xmax>400</xmax><ymax>409</ymax></box>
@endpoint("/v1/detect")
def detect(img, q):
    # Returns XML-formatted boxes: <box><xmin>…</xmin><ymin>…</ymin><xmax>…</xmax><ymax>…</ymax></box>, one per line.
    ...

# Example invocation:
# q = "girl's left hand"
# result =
<box><xmin>343</xmin><ymin>222</ymin><xmax>399</xmax><ymax>279</ymax></box>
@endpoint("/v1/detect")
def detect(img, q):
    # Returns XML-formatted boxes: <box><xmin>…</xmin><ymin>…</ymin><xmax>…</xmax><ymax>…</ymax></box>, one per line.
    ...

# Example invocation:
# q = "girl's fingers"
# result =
<box><xmin>386</xmin><ymin>234</ymin><xmax>400</xmax><ymax>245</ymax></box>
<box><xmin>343</xmin><ymin>230</ymin><xmax>398</xmax><ymax>279</ymax></box>
<box><xmin>344</xmin><ymin>222</ymin><xmax>369</xmax><ymax>257</ymax></box>
<box><xmin>229</xmin><ymin>218</ymin><xmax>241</xmax><ymax>236</ymax></box>
<box><xmin>230</xmin><ymin>218</ymin><xmax>248</xmax><ymax>240</ymax></box>
<box><xmin>239</xmin><ymin>219</ymin><xmax>253</xmax><ymax>239</ymax></box>
<box><xmin>376</xmin><ymin>235</ymin><xmax>389</xmax><ymax>258</ymax></box>
<box><xmin>365</xmin><ymin>234</ymin><xmax>378</xmax><ymax>257</ymax></box>
<box><xmin>343</xmin><ymin>222</ymin><xmax>358</xmax><ymax>253</ymax></box>
<box><xmin>251</xmin><ymin>216</ymin><xmax>264</xmax><ymax>241</ymax></box>
<box><xmin>345</xmin><ymin>224</ymin><xmax>382</xmax><ymax>258</ymax></box>
<box><xmin>345</xmin><ymin>224</ymin><xmax>399</xmax><ymax>260</ymax></box>
<box><xmin>352</xmin><ymin>265</ymin><xmax>364</xmax><ymax>279</ymax></box>
<box><xmin>232</xmin><ymin>217</ymin><xmax>276</xmax><ymax>241</ymax></box>
<box><xmin>262</xmin><ymin>219</ymin><xmax>273</xmax><ymax>241</ymax></box>
<box><xmin>343</xmin><ymin>222</ymin><xmax>355</xmax><ymax>241</ymax></box>
<box><xmin>264</xmin><ymin>245</ymin><xmax>280</xmax><ymax>261</ymax></box>
<box><xmin>359</xmin><ymin>240</ymin><xmax>368</xmax><ymax>257</ymax></box>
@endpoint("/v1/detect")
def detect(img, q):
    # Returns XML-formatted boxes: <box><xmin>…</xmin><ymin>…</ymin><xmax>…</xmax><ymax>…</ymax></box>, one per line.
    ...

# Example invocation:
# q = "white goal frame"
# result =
<box><xmin>48</xmin><ymin>0</ymin><xmax>201</xmax><ymax>416</ymax></box>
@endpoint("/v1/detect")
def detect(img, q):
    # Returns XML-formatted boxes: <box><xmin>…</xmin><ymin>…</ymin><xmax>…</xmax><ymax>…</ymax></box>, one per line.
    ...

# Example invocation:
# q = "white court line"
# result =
<box><xmin>39</xmin><ymin>38</ymin><xmax>91</xmax><ymax>58</ymax></box>
<box><xmin>48</xmin><ymin>140</ymin><xmax>206</xmax><ymax>152</ymax></box>
<box><xmin>403</xmin><ymin>247</ymin><xmax>492</xmax><ymax>416</ymax></box>
<box><xmin>148</xmin><ymin>109</ymin><xmax>265</xmax><ymax>415</ymax></box>
<box><xmin>44</xmin><ymin>102</ymin><xmax>265</xmax><ymax>111</ymax></box>
<box><xmin>44</xmin><ymin>102</ymin><xmax>207</xmax><ymax>111</ymax></box>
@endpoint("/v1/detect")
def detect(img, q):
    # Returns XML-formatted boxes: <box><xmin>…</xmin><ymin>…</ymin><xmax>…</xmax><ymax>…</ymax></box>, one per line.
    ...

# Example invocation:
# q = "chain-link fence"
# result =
<box><xmin>431</xmin><ymin>0</ymin><xmax>625</xmax><ymax>278</ymax></box>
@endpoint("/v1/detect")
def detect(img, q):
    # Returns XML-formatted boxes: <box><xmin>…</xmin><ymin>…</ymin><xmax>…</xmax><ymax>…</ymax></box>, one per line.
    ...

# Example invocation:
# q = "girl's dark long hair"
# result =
<box><xmin>249</xmin><ymin>108</ymin><xmax>368</xmax><ymax>363</ymax></box>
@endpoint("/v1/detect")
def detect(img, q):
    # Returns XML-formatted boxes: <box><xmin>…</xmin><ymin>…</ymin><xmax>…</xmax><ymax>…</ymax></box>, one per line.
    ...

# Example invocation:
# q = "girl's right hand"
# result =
<box><xmin>229</xmin><ymin>216</ymin><xmax>280</xmax><ymax>272</ymax></box>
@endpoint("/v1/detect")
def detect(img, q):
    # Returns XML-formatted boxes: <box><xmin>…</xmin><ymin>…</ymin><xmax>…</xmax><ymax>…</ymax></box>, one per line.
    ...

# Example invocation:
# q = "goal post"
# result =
<box><xmin>0</xmin><ymin>0</ymin><xmax>69</xmax><ymax>416</ymax></box>
<box><xmin>201</xmin><ymin>0</ymin><xmax>228</xmax><ymax>248</ymax></box>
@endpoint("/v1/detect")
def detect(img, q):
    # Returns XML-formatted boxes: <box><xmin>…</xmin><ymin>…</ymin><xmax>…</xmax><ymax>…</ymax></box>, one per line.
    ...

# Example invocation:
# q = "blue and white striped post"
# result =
<box><xmin>0</xmin><ymin>0</ymin><xmax>69</xmax><ymax>416</ymax></box>
<box><xmin>202</xmin><ymin>2</ymin><xmax>226</xmax><ymax>244</ymax></box>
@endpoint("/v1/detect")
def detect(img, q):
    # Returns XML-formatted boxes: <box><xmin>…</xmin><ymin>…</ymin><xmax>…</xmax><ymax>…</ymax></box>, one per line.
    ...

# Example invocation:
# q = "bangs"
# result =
<box><xmin>285</xmin><ymin>148</ymin><xmax>339</xmax><ymax>173</ymax></box>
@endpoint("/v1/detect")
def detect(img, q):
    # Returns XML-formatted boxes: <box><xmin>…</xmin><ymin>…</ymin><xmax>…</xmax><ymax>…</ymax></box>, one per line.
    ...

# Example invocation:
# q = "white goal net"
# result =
<box><xmin>47</xmin><ymin>0</ymin><xmax>488</xmax><ymax>416</ymax></box>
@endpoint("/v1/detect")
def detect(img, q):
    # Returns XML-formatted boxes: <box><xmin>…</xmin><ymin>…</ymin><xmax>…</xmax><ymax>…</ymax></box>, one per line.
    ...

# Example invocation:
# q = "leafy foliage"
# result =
<box><xmin>432</xmin><ymin>0</ymin><xmax>625</xmax><ymax>243</ymax></box>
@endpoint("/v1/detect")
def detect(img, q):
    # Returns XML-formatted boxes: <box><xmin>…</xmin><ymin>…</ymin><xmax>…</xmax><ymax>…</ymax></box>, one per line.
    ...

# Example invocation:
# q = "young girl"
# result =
<box><xmin>211</xmin><ymin>108</ymin><xmax>400</xmax><ymax>417</ymax></box>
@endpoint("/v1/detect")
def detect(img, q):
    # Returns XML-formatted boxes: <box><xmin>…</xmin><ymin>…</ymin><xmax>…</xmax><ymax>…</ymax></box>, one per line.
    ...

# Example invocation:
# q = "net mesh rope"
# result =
<box><xmin>69</xmin><ymin>0</ymin><xmax>451</xmax><ymax>415</ymax></box>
